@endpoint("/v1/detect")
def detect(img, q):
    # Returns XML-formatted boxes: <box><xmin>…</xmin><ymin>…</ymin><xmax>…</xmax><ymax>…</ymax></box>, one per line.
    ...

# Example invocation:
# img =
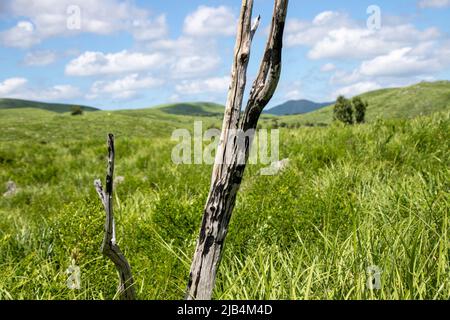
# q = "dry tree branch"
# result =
<box><xmin>94</xmin><ymin>133</ymin><xmax>136</xmax><ymax>300</ymax></box>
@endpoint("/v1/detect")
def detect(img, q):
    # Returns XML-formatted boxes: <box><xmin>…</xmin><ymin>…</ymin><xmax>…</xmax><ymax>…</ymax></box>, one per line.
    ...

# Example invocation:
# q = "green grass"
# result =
<box><xmin>0</xmin><ymin>98</ymin><xmax>98</xmax><ymax>113</ymax></box>
<box><xmin>0</xmin><ymin>107</ymin><xmax>448</xmax><ymax>300</ymax></box>
<box><xmin>284</xmin><ymin>81</ymin><xmax>450</xmax><ymax>125</ymax></box>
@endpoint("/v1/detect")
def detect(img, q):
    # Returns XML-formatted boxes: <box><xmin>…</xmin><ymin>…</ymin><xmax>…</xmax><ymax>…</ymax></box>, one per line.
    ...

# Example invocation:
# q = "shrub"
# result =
<box><xmin>71</xmin><ymin>106</ymin><xmax>83</xmax><ymax>116</ymax></box>
<box><xmin>333</xmin><ymin>95</ymin><xmax>353</xmax><ymax>125</ymax></box>
<box><xmin>352</xmin><ymin>97</ymin><xmax>368</xmax><ymax>124</ymax></box>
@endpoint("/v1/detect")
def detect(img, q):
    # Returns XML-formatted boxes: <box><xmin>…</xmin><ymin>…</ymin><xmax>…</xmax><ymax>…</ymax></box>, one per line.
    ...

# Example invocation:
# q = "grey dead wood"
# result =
<box><xmin>94</xmin><ymin>133</ymin><xmax>136</xmax><ymax>300</ymax></box>
<box><xmin>185</xmin><ymin>0</ymin><xmax>289</xmax><ymax>300</ymax></box>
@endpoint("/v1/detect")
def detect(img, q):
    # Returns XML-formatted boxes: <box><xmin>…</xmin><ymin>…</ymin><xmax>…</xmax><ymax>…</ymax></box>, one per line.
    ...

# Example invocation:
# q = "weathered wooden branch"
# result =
<box><xmin>94</xmin><ymin>133</ymin><xmax>136</xmax><ymax>300</ymax></box>
<box><xmin>185</xmin><ymin>0</ymin><xmax>289</xmax><ymax>300</ymax></box>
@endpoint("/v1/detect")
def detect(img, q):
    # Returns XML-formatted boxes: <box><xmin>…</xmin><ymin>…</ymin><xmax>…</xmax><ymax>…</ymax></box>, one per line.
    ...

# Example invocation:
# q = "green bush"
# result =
<box><xmin>333</xmin><ymin>96</ymin><xmax>354</xmax><ymax>125</ymax></box>
<box><xmin>70</xmin><ymin>106</ymin><xmax>83</xmax><ymax>116</ymax></box>
<box><xmin>353</xmin><ymin>97</ymin><xmax>368</xmax><ymax>124</ymax></box>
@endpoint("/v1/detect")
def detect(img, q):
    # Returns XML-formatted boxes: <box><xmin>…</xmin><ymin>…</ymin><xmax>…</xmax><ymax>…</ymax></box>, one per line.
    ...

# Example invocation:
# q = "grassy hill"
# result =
<box><xmin>285</xmin><ymin>81</ymin><xmax>450</xmax><ymax>125</ymax></box>
<box><xmin>0</xmin><ymin>104</ymin><xmax>448</xmax><ymax>299</ymax></box>
<box><xmin>156</xmin><ymin>102</ymin><xmax>225</xmax><ymax>117</ymax></box>
<box><xmin>0</xmin><ymin>98</ymin><xmax>98</xmax><ymax>113</ymax></box>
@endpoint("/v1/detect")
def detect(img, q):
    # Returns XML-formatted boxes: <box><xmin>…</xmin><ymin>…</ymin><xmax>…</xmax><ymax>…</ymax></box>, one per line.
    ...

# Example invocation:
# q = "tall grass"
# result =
<box><xmin>0</xmin><ymin>109</ymin><xmax>448</xmax><ymax>299</ymax></box>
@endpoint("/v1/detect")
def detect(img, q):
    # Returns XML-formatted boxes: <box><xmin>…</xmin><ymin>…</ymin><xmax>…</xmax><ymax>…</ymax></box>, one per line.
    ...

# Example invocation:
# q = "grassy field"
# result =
<box><xmin>0</xmin><ymin>103</ymin><xmax>449</xmax><ymax>299</ymax></box>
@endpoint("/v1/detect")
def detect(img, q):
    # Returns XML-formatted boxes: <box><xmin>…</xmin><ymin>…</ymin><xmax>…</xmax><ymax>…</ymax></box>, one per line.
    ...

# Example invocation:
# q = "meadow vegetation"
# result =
<box><xmin>0</xmin><ymin>100</ymin><xmax>449</xmax><ymax>299</ymax></box>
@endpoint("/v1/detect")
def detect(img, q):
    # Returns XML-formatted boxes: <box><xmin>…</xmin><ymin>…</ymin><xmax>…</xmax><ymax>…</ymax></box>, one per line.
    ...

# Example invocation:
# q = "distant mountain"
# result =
<box><xmin>0</xmin><ymin>98</ymin><xmax>98</xmax><ymax>113</ymax></box>
<box><xmin>265</xmin><ymin>99</ymin><xmax>334</xmax><ymax>116</ymax></box>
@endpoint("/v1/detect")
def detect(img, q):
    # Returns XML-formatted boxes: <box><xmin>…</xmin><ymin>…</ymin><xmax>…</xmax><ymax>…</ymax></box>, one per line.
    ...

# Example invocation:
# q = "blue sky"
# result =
<box><xmin>0</xmin><ymin>0</ymin><xmax>449</xmax><ymax>110</ymax></box>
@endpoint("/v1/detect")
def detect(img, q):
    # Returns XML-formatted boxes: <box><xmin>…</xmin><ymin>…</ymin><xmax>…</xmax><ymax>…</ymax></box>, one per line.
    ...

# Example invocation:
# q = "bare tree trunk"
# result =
<box><xmin>186</xmin><ymin>0</ymin><xmax>289</xmax><ymax>300</ymax></box>
<box><xmin>94</xmin><ymin>133</ymin><xmax>136</xmax><ymax>300</ymax></box>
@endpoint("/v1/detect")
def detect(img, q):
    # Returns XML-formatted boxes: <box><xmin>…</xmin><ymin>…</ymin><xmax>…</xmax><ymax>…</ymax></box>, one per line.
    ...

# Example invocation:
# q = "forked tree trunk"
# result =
<box><xmin>186</xmin><ymin>0</ymin><xmax>289</xmax><ymax>300</ymax></box>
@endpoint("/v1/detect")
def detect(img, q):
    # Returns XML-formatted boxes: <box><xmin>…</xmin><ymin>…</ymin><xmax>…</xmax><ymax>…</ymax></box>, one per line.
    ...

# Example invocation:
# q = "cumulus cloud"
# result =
<box><xmin>22</xmin><ymin>50</ymin><xmax>57</xmax><ymax>66</ymax></box>
<box><xmin>0</xmin><ymin>0</ymin><xmax>167</xmax><ymax>48</ymax></box>
<box><xmin>286</xmin><ymin>11</ymin><xmax>441</xmax><ymax>60</ymax></box>
<box><xmin>65</xmin><ymin>5</ymin><xmax>231</xmax><ymax>80</ymax></box>
<box><xmin>286</xmin><ymin>10</ymin><xmax>450</xmax><ymax>99</ymax></box>
<box><xmin>0</xmin><ymin>21</ymin><xmax>39</xmax><ymax>48</ymax></box>
<box><xmin>131</xmin><ymin>15</ymin><xmax>168</xmax><ymax>42</ymax></box>
<box><xmin>183</xmin><ymin>5</ymin><xmax>236</xmax><ymax>37</ymax></box>
<box><xmin>34</xmin><ymin>85</ymin><xmax>81</xmax><ymax>101</ymax></box>
<box><xmin>147</xmin><ymin>35</ymin><xmax>223</xmax><ymax>78</ymax></box>
<box><xmin>175</xmin><ymin>76</ymin><xmax>230</xmax><ymax>95</ymax></box>
<box><xmin>418</xmin><ymin>0</ymin><xmax>450</xmax><ymax>8</ymax></box>
<box><xmin>0</xmin><ymin>77</ymin><xmax>28</xmax><ymax>96</ymax></box>
<box><xmin>330</xmin><ymin>40</ymin><xmax>450</xmax><ymax>85</ymax></box>
<box><xmin>285</xmin><ymin>12</ymin><xmax>353</xmax><ymax>49</ymax></box>
<box><xmin>320</xmin><ymin>63</ymin><xmax>336</xmax><ymax>72</ymax></box>
<box><xmin>0</xmin><ymin>77</ymin><xmax>80</xmax><ymax>101</ymax></box>
<box><xmin>65</xmin><ymin>50</ymin><xmax>167</xmax><ymax>76</ymax></box>
<box><xmin>171</xmin><ymin>55</ymin><xmax>221</xmax><ymax>79</ymax></box>
<box><xmin>333</xmin><ymin>81</ymin><xmax>382</xmax><ymax>98</ymax></box>
<box><xmin>359</xmin><ymin>47</ymin><xmax>440</xmax><ymax>77</ymax></box>
<box><xmin>87</xmin><ymin>73</ymin><xmax>163</xmax><ymax>100</ymax></box>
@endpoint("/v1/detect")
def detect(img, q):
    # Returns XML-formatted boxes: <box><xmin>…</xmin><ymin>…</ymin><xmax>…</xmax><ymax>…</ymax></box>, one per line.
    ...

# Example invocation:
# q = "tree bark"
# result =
<box><xmin>94</xmin><ymin>133</ymin><xmax>136</xmax><ymax>300</ymax></box>
<box><xmin>185</xmin><ymin>0</ymin><xmax>289</xmax><ymax>300</ymax></box>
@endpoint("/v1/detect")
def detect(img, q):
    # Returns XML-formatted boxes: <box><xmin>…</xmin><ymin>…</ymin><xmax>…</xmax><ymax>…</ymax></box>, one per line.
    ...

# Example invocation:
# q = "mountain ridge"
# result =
<box><xmin>265</xmin><ymin>99</ymin><xmax>334</xmax><ymax>116</ymax></box>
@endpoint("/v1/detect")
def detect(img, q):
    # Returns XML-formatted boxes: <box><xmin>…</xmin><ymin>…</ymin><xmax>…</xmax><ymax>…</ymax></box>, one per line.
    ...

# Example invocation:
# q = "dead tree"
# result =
<box><xmin>186</xmin><ymin>0</ymin><xmax>289</xmax><ymax>300</ymax></box>
<box><xmin>94</xmin><ymin>133</ymin><xmax>136</xmax><ymax>300</ymax></box>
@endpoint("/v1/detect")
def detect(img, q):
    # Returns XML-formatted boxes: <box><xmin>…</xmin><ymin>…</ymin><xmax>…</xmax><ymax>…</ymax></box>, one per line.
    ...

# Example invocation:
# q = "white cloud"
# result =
<box><xmin>171</xmin><ymin>55</ymin><xmax>221</xmax><ymax>79</ymax></box>
<box><xmin>418</xmin><ymin>0</ymin><xmax>450</xmax><ymax>8</ymax></box>
<box><xmin>309</xmin><ymin>25</ymin><xmax>439</xmax><ymax>60</ymax></box>
<box><xmin>282</xmin><ymin>81</ymin><xmax>304</xmax><ymax>100</ymax></box>
<box><xmin>286</xmin><ymin>11</ymin><xmax>441</xmax><ymax>60</ymax></box>
<box><xmin>176</xmin><ymin>76</ymin><xmax>230</xmax><ymax>95</ymax></box>
<box><xmin>313</xmin><ymin>11</ymin><xmax>341</xmax><ymax>25</ymax></box>
<box><xmin>183</xmin><ymin>5</ymin><xmax>236</xmax><ymax>37</ymax></box>
<box><xmin>0</xmin><ymin>77</ymin><xmax>28</xmax><ymax>96</ymax></box>
<box><xmin>148</xmin><ymin>36</ymin><xmax>222</xmax><ymax>78</ymax></box>
<box><xmin>87</xmin><ymin>73</ymin><xmax>163</xmax><ymax>100</ymax></box>
<box><xmin>285</xmin><ymin>89</ymin><xmax>303</xmax><ymax>101</ymax></box>
<box><xmin>285</xmin><ymin>10</ymin><xmax>450</xmax><ymax>100</ymax></box>
<box><xmin>23</xmin><ymin>50</ymin><xmax>57</xmax><ymax>66</ymax></box>
<box><xmin>328</xmin><ymin>40</ymin><xmax>450</xmax><ymax>98</ymax></box>
<box><xmin>0</xmin><ymin>0</ymin><xmax>167</xmax><ymax>48</ymax></box>
<box><xmin>320</xmin><ymin>63</ymin><xmax>336</xmax><ymax>72</ymax></box>
<box><xmin>286</xmin><ymin>12</ymin><xmax>353</xmax><ymax>48</ymax></box>
<box><xmin>333</xmin><ymin>81</ymin><xmax>382</xmax><ymax>98</ymax></box>
<box><xmin>131</xmin><ymin>15</ymin><xmax>168</xmax><ymax>41</ymax></box>
<box><xmin>0</xmin><ymin>77</ymin><xmax>80</xmax><ymax>101</ymax></box>
<box><xmin>0</xmin><ymin>21</ymin><xmax>39</xmax><ymax>48</ymax></box>
<box><xmin>65</xmin><ymin>50</ymin><xmax>166</xmax><ymax>76</ymax></box>
<box><xmin>359</xmin><ymin>47</ymin><xmax>440</xmax><ymax>77</ymax></box>
<box><xmin>35</xmin><ymin>84</ymin><xmax>81</xmax><ymax>101</ymax></box>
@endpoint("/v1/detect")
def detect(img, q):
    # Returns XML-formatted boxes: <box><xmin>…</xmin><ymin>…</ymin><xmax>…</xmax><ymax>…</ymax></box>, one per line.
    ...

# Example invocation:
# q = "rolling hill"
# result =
<box><xmin>0</xmin><ymin>98</ymin><xmax>98</xmax><ymax>113</ymax></box>
<box><xmin>287</xmin><ymin>81</ymin><xmax>450</xmax><ymax>124</ymax></box>
<box><xmin>156</xmin><ymin>102</ymin><xmax>225</xmax><ymax>117</ymax></box>
<box><xmin>265</xmin><ymin>99</ymin><xmax>334</xmax><ymax>116</ymax></box>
